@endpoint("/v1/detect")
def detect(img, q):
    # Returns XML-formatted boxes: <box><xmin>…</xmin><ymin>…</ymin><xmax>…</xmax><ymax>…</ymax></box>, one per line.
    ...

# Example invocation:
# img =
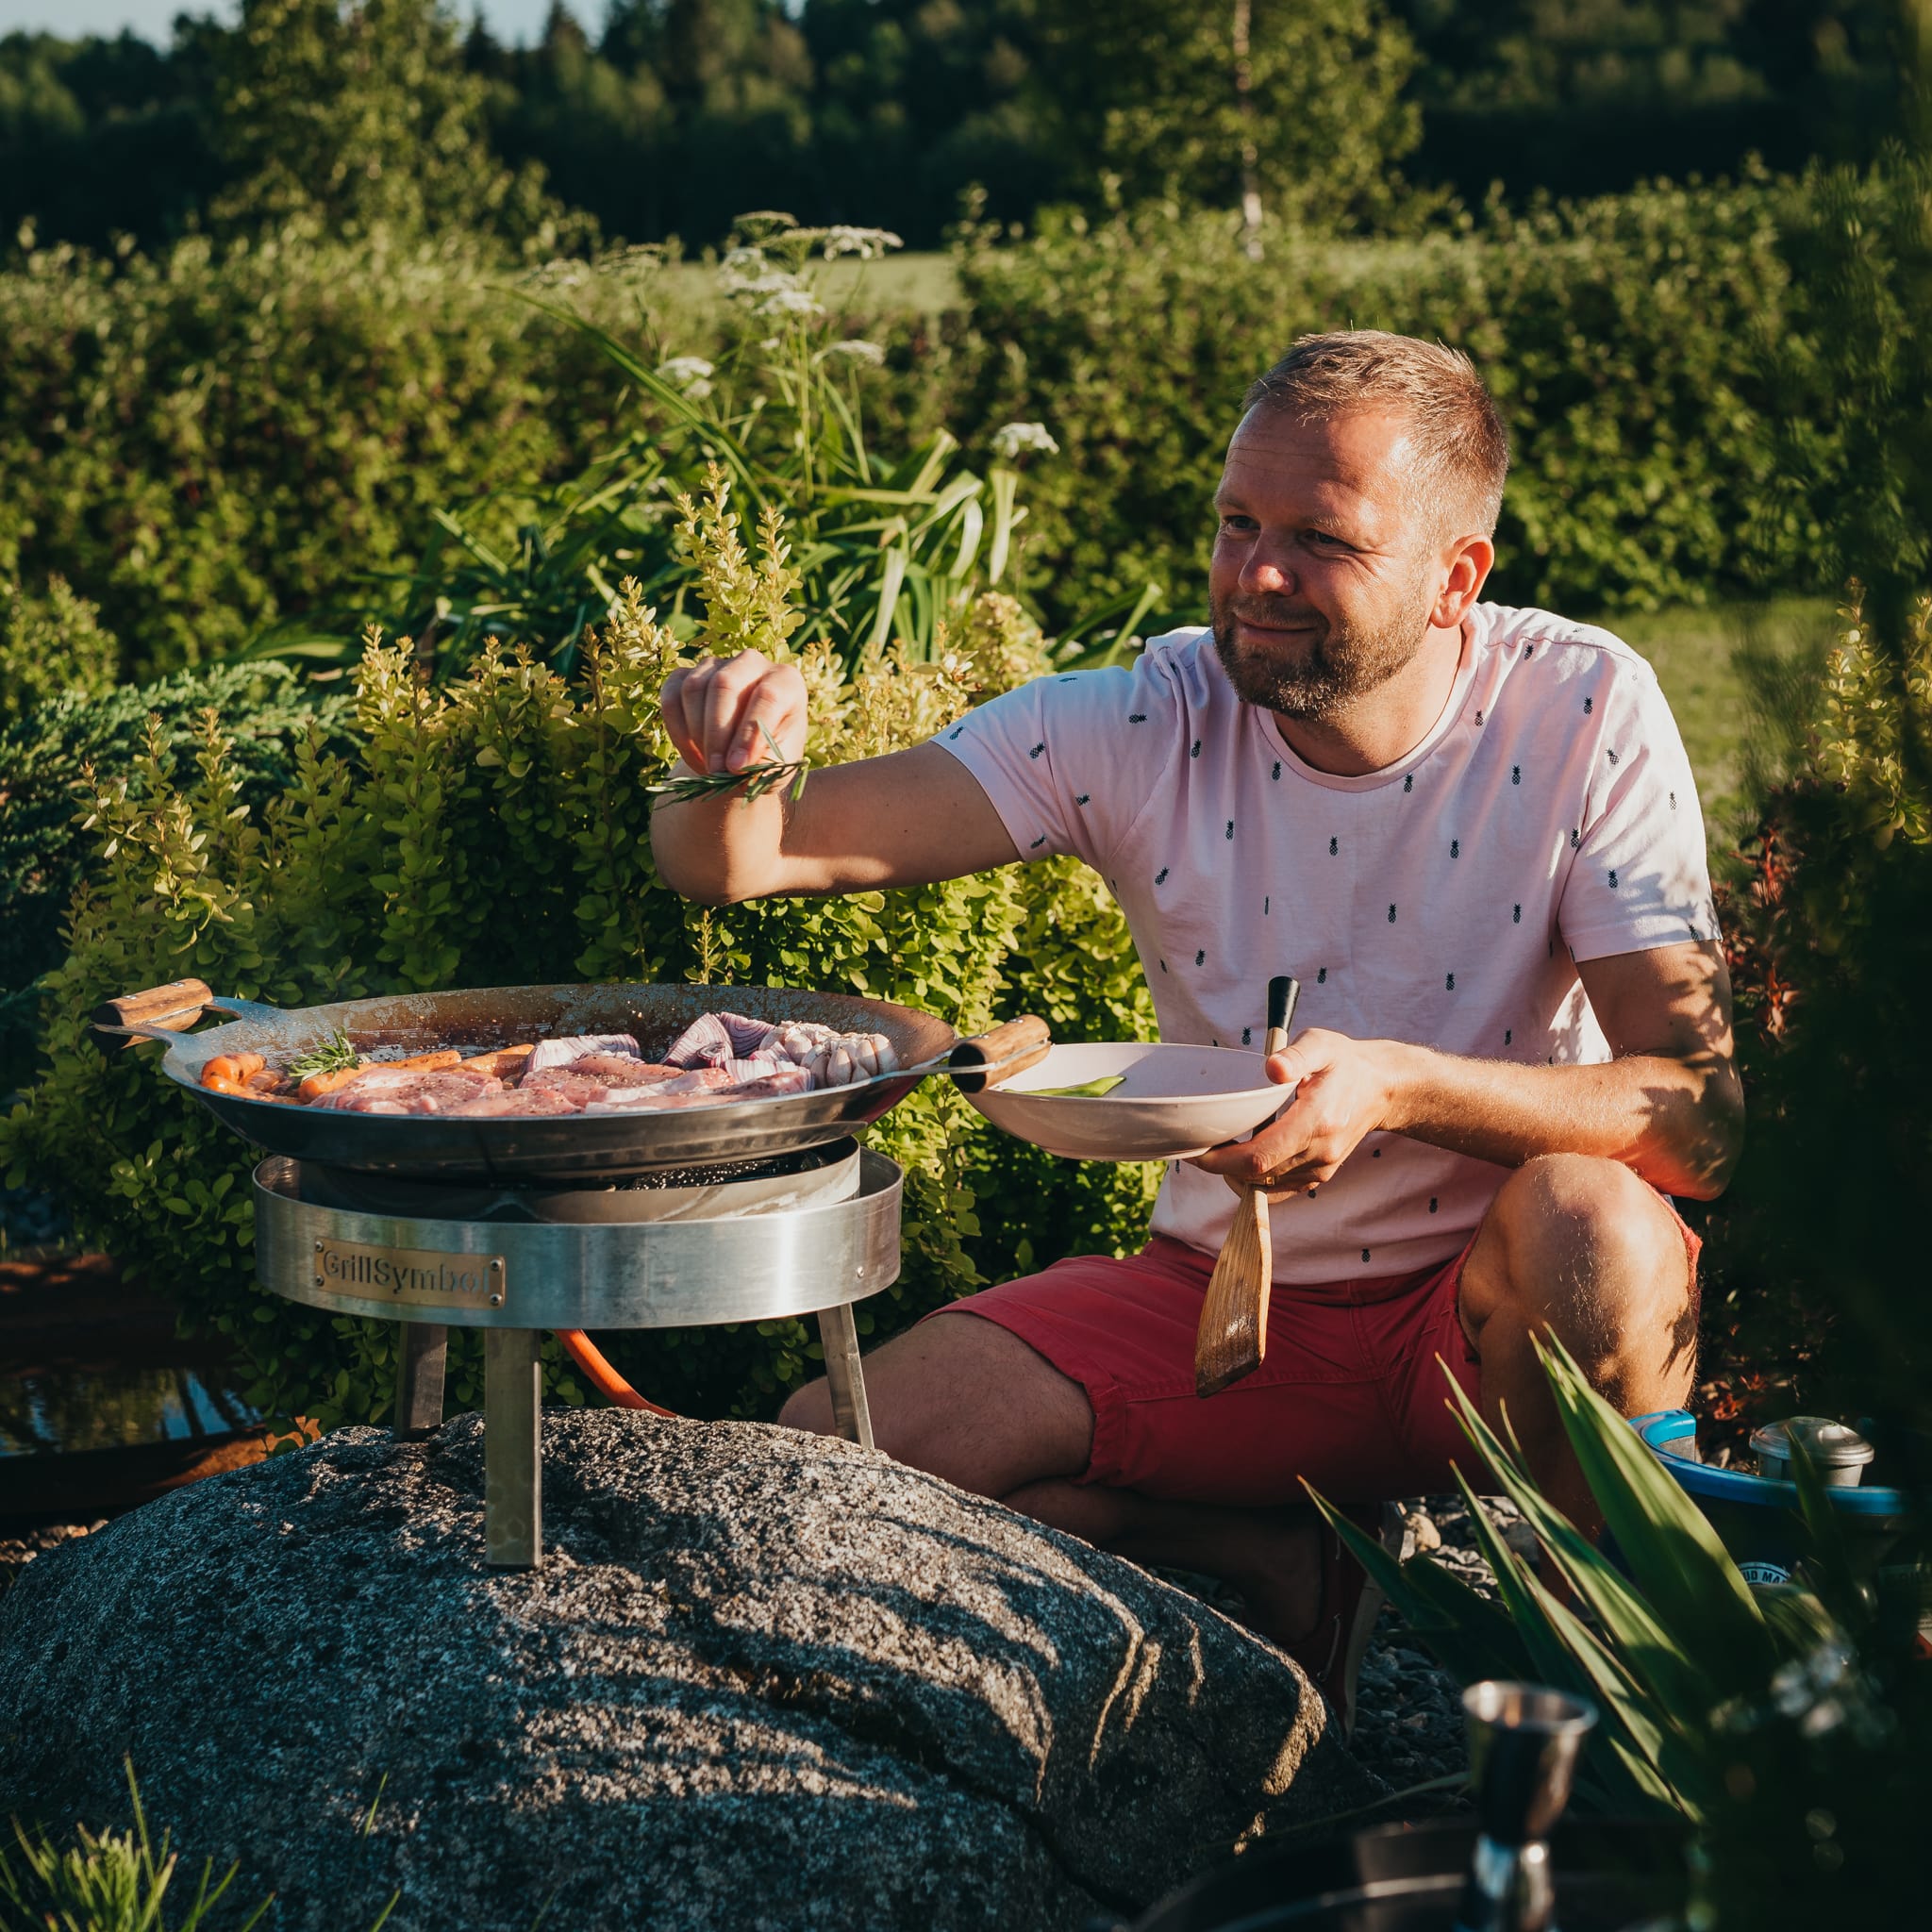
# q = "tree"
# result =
<box><xmin>1031</xmin><ymin>0</ymin><xmax>1421</xmax><ymax>233</ymax></box>
<box><xmin>210</xmin><ymin>0</ymin><xmax>565</xmax><ymax>244</ymax></box>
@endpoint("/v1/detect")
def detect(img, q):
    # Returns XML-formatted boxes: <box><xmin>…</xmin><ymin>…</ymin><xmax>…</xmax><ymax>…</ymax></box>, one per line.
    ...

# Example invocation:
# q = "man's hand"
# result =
<box><xmin>1188</xmin><ymin>941</ymin><xmax>1745</xmax><ymax>1202</ymax></box>
<box><xmin>659</xmin><ymin>650</ymin><xmax>808</xmax><ymax>775</ymax></box>
<box><xmin>1191</xmin><ymin>1028</ymin><xmax>1400</xmax><ymax>1198</ymax></box>
<box><xmin>649</xmin><ymin>651</ymin><xmax>1021</xmax><ymax>904</ymax></box>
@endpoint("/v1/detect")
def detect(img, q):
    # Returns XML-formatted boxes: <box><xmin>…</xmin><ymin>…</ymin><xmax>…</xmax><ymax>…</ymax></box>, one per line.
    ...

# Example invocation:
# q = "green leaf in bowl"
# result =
<box><xmin>1025</xmin><ymin>1074</ymin><xmax>1127</xmax><ymax>1099</ymax></box>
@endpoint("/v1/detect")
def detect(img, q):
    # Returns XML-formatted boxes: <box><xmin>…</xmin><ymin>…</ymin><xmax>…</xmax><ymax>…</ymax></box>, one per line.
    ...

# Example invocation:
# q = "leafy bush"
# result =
<box><xmin>0</xmin><ymin>659</ymin><xmax>354</xmax><ymax>1091</ymax></box>
<box><xmin>0</xmin><ymin>172</ymin><xmax>1890</xmax><ymax>692</ymax></box>
<box><xmin>0</xmin><ymin>488</ymin><xmax>1158</xmax><ymax>1429</ymax></box>
<box><xmin>0</xmin><ymin>224</ymin><xmax>638</xmax><ymax>679</ymax></box>
<box><xmin>0</xmin><ymin>573</ymin><xmax>117</xmax><ymax>726</ymax></box>
<box><xmin>1694</xmin><ymin>145</ymin><xmax>1932</xmax><ymax>1436</ymax></box>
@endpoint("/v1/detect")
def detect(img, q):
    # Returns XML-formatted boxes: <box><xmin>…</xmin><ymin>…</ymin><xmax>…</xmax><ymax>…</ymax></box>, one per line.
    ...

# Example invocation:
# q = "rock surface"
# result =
<box><xmin>0</xmin><ymin>1411</ymin><xmax>1381</xmax><ymax>1931</ymax></box>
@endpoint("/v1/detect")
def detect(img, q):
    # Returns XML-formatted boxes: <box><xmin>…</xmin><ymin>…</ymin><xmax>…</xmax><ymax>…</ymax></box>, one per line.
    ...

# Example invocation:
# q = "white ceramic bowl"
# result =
<box><xmin>964</xmin><ymin>1041</ymin><xmax>1293</xmax><ymax>1162</ymax></box>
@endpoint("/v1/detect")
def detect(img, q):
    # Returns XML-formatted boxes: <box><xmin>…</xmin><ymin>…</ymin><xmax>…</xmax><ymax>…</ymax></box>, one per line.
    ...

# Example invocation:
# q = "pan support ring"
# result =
<box><xmin>252</xmin><ymin>1153</ymin><xmax>901</xmax><ymax>1569</ymax></box>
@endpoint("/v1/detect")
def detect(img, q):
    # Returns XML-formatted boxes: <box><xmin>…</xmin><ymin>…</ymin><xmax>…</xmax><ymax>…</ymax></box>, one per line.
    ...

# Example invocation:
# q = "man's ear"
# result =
<box><xmin>1430</xmin><ymin>532</ymin><xmax>1495</xmax><ymax>628</ymax></box>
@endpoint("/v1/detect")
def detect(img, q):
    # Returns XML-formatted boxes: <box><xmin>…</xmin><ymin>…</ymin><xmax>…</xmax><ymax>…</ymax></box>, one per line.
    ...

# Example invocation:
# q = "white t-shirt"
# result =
<box><xmin>936</xmin><ymin>605</ymin><xmax>1718</xmax><ymax>1284</ymax></box>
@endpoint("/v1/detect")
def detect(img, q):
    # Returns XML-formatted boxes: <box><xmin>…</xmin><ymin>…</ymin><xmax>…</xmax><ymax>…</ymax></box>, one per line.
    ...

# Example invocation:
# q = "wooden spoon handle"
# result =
<box><xmin>90</xmin><ymin>978</ymin><xmax>216</xmax><ymax>1054</ymax></box>
<box><xmin>947</xmin><ymin>1014</ymin><xmax>1052</xmax><ymax>1093</ymax></box>
<box><xmin>1195</xmin><ymin>974</ymin><xmax>1300</xmax><ymax>1396</ymax></box>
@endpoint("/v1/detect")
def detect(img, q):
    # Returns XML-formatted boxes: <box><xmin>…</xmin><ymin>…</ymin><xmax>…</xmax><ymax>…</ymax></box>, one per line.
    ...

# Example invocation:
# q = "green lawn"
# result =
<box><xmin>1601</xmin><ymin>595</ymin><xmax>1833</xmax><ymax>837</ymax></box>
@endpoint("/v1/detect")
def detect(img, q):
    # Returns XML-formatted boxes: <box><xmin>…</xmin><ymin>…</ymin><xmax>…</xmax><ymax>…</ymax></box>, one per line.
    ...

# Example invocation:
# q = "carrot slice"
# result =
<box><xmin>379</xmin><ymin>1049</ymin><xmax>461</xmax><ymax>1073</ymax></box>
<box><xmin>297</xmin><ymin>1067</ymin><xmax>365</xmax><ymax>1103</ymax></box>
<box><xmin>230</xmin><ymin>1053</ymin><xmax>265</xmax><ymax>1081</ymax></box>
<box><xmin>201</xmin><ymin>1072</ymin><xmax>251</xmax><ymax>1097</ymax></box>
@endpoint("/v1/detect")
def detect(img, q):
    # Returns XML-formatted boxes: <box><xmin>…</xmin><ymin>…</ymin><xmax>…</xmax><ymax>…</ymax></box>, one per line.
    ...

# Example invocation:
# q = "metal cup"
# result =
<box><xmin>1750</xmin><ymin>1416</ymin><xmax>1877</xmax><ymax>1487</ymax></box>
<box><xmin>1456</xmin><ymin>1681</ymin><xmax>1598</xmax><ymax>1932</ymax></box>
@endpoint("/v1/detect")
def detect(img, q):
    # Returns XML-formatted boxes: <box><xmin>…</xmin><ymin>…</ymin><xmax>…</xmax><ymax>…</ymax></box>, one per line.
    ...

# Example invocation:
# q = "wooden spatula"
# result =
<box><xmin>1194</xmin><ymin>973</ymin><xmax>1300</xmax><ymax>1397</ymax></box>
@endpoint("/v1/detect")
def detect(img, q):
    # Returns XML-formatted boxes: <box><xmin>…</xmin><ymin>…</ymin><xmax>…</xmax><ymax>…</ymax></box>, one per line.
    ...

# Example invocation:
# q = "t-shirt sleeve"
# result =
<box><xmin>932</xmin><ymin>653</ymin><xmax>1183</xmax><ymax>872</ymax></box>
<box><xmin>1558</xmin><ymin>662</ymin><xmax>1718</xmax><ymax>961</ymax></box>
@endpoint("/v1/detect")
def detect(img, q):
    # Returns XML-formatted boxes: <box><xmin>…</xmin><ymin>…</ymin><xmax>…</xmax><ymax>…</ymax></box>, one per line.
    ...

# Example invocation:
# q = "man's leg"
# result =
<box><xmin>778</xmin><ymin>1311</ymin><xmax>1326</xmax><ymax>1642</ymax></box>
<box><xmin>1456</xmin><ymin>1153</ymin><xmax>1697</xmax><ymax>1537</ymax></box>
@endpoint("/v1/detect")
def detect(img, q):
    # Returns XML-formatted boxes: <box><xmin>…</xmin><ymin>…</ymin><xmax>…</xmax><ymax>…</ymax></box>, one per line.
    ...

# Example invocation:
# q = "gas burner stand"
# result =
<box><xmin>251</xmin><ymin>1141</ymin><xmax>901</xmax><ymax>1568</ymax></box>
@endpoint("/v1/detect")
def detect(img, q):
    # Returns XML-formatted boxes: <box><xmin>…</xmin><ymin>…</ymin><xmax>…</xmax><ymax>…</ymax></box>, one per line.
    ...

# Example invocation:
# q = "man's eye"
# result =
<box><xmin>1307</xmin><ymin>530</ymin><xmax>1348</xmax><ymax>549</ymax></box>
<box><xmin>1219</xmin><ymin>514</ymin><xmax>1256</xmax><ymax>533</ymax></box>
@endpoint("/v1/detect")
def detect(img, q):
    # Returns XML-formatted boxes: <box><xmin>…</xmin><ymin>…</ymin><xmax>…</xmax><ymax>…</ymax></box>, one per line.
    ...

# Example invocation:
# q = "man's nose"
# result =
<box><xmin>1240</xmin><ymin>544</ymin><xmax>1296</xmax><ymax>596</ymax></box>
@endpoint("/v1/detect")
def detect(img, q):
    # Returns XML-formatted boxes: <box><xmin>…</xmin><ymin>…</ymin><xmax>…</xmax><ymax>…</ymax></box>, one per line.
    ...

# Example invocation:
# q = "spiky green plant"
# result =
<box><xmin>1310</xmin><ymin>1335</ymin><xmax>1887</xmax><ymax>1823</ymax></box>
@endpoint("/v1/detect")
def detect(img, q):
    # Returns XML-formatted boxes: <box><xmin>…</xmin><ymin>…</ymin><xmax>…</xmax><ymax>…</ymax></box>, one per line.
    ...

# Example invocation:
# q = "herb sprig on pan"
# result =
<box><xmin>286</xmin><ymin>1029</ymin><xmax>359</xmax><ymax>1078</ymax></box>
<box><xmin>648</xmin><ymin>724</ymin><xmax>809</xmax><ymax>807</ymax></box>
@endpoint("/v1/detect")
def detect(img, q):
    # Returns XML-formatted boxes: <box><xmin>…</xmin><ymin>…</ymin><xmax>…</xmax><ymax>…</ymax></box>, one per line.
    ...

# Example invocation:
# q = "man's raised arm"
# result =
<box><xmin>650</xmin><ymin>649</ymin><xmax>1022</xmax><ymax>904</ymax></box>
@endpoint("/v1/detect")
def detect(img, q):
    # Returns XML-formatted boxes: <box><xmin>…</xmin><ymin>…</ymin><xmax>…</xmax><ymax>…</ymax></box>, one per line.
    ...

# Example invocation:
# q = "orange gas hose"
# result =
<box><xmin>555</xmin><ymin>1328</ymin><xmax>679</xmax><ymax>1418</ymax></box>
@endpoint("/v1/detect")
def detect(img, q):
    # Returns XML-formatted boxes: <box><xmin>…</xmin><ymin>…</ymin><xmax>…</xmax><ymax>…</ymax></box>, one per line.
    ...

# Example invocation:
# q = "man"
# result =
<box><xmin>651</xmin><ymin>331</ymin><xmax>1742</xmax><ymax>1729</ymax></box>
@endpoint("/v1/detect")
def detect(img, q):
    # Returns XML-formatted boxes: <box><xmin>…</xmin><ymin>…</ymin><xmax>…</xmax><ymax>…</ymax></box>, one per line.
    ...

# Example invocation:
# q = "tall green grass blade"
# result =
<box><xmin>1440</xmin><ymin>1370</ymin><xmax>1717</xmax><ymax>1721</ymax></box>
<box><xmin>508</xmin><ymin>292</ymin><xmax>763</xmax><ymax>504</ymax></box>
<box><xmin>1097</xmin><ymin>580</ymin><xmax>1165</xmax><ymax>666</ymax></box>
<box><xmin>1448</xmin><ymin>1470</ymin><xmax>1673</xmax><ymax>1815</ymax></box>
<box><xmin>1534</xmin><ymin>1335</ymin><xmax>1771</xmax><ymax>1685</ymax></box>
<box><xmin>868</xmin><ymin>547</ymin><xmax>910</xmax><ymax>653</ymax></box>
<box><xmin>820</xmin><ymin>379</ymin><xmax>872</xmax><ymax>485</ymax></box>
<box><xmin>988</xmin><ymin>467</ymin><xmax>1020</xmax><ymax>584</ymax></box>
<box><xmin>430</xmin><ymin>508</ymin><xmax>510</xmax><ymax>577</ymax></box>
<box><xmin>892</xmin><ymin>428</ymin><xmax>958</xmax><ymax>498</ymax></box>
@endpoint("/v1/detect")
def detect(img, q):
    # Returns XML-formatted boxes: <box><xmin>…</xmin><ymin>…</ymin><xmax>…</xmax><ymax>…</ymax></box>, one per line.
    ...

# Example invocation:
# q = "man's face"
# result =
<box><xmin>1209</xmin><ymin>407</ymin><xmax>1446</xmax><ymax>721</ymax></box>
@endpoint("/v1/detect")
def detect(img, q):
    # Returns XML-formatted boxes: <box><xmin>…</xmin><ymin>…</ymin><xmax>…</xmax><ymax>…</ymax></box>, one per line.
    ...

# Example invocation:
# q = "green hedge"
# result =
<box><xmin>0</xmin><ymin>555</ymin><xmax>1158</xmax><ymax>1428</ymax></box>
<box><xmin>0</xmin><ymin>226</ymin><xmax>641</xmax><ymax>680</ymax></box>
<box><xmin>0</xmin><ymin>174</ymin><xmax>1869</xmax><ymax>691</ymax></box>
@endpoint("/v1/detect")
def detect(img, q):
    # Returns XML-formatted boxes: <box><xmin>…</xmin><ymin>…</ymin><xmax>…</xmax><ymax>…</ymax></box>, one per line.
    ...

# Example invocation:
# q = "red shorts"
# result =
<box><xmin>936</xmin><ymin>1213</ymin><xmax>1699</xmax><ymax>1508</ymax></box>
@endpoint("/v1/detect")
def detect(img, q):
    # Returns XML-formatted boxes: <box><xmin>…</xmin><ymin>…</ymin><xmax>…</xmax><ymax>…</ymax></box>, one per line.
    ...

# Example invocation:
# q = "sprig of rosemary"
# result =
<box><xmin>286</xmin><ymin>1028</ymin><xmax>359</xmax><ymax>1078</ymax></box>
<box><xmin>648</xmin><ymin>724</ymin><xmax>809</xmax><ymax>806</ymax></box>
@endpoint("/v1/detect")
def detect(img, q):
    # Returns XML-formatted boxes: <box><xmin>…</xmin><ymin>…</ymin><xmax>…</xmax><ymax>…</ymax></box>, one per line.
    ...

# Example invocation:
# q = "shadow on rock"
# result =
<box><xmin>0</xmin><ymin>1410</ymin><xmax>1381</xmax><ymax>1931</ymax></box>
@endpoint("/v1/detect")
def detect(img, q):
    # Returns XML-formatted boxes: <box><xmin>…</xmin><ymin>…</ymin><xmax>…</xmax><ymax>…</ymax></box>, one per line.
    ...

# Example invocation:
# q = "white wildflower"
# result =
<box><xmin>719</xmin><ymin>244</ymin><xmax>768</xmax><ymax>284</ymax></box>
<box><xmin>822</xmin><ymin>225</ymin><xmax>905</xmax><ymax>260</ymax></box>
<box><xmin>756</xmin><ymin>286</ymin><xmax>825</xmax><ymax>319</ymax></box>
<box><xmin>991</xmin><ymin>421</ymin><xmax>1060</xmax><ymax>461</ymax></box>
<box><xmin>657</xmin><ymin>356</ymin><xmax>716</xmax><ymax>400</ymax></box>
<box><xmin>824</xmin><ymin>339</ymin><xmax>886</xmax><ymax>366</ymax></box>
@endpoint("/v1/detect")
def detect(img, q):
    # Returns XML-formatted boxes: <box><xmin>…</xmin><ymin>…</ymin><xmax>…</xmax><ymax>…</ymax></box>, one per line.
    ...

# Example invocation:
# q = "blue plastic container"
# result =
<box><xmin>1630</xmin><ymin>1408</ymin><xmax>1915</xmax><ymax>1585</ymax></box>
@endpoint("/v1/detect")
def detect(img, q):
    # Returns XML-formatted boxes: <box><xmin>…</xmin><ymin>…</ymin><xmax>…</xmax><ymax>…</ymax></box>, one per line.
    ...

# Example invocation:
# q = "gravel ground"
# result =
<box><xmin>0</xmin><ymin>1521</ymin><xmax>108</xmax><ymax>1599</ymax></box>
<box><xmin>1346</xmin><ymin>1493</ymin><xmax>1526</xmax><ymax>1802</ymax></box>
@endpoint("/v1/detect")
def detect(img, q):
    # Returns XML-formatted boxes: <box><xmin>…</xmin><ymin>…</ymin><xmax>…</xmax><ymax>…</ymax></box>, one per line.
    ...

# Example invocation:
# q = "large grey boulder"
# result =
<box><xmin>0</xmin><ymin>1411</ymin><xmax>1380</xmax><ymax>1930</ymax></box>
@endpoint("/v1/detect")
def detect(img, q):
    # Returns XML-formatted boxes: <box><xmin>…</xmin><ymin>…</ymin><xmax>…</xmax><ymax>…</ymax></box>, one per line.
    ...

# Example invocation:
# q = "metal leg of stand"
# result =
<box><xmin>392</xmin><ymin>1323</ymin><xmax>447</xmax><ymax>1441</ymax></box>
<box><xmin>818</xmin><ymin>1303</ymin><xmax>874</xmax><ymax>1451</ymax></box>
<box><xmin>484</xmin><ymin>1327</ymin><xmax>542</xmax><ymax>1570</ymax></box>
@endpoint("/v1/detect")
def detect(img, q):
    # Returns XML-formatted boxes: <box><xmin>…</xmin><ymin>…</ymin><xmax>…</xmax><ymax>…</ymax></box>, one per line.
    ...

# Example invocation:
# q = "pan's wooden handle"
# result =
<box><xmin>948</xmin><ymin>1014</ymin><xmax>1052</xmax><ymax>1093</ymax></box>
<box><xmin>90</xmin><ymin>978</ymin><xmax>216</xmax><ymax>1054</ymax></box>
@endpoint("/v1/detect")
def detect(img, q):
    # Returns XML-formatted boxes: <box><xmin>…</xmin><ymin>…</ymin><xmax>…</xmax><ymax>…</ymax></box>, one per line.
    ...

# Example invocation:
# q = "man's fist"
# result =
<box><xmin>658</xmin><ymin>650</ymin><xmax>808</xmax><ymax>777</ymax></box>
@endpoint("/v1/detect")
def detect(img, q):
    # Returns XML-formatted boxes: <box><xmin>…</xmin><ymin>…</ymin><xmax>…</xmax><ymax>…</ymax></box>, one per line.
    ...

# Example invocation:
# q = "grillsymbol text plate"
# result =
<box><xmin>314</xmin><ymin>1238</ymin><xmax>507</xmax><ymax>1310</ymax></box>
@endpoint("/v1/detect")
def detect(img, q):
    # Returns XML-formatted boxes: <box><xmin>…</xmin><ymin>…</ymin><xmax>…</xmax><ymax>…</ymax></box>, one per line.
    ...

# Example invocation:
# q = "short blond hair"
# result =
<box><xmin>1242</xmin><ymin>330</ymin><xmax>1509</xmax><ymax>539</ymax></box>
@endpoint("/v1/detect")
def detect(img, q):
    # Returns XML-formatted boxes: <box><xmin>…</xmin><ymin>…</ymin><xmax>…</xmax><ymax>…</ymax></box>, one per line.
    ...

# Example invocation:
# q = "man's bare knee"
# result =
<box><xmin>778</xmin><ymin>1376</ymin><xmax>835</xmax><ymax>1436</ymax></box>
<box><xmin>1473</xmin><ymin>1154</ymin><xmax>1692</xmax><ymax>1377</ymax></box>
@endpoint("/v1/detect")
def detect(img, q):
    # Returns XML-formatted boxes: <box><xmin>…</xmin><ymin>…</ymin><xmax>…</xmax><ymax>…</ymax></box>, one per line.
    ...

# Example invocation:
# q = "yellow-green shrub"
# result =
<box><xmin>0</xmin><ymin>499</ymin><xmax>1158</xmax><ymax>1425</ymax></box>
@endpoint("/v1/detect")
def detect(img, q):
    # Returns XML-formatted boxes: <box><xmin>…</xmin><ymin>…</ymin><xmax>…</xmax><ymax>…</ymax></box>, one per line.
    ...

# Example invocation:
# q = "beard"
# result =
<box><xmin>1210</xmin><ymin>582</ymin><xmax>1433</xmax><ymax>721</ymax></box>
